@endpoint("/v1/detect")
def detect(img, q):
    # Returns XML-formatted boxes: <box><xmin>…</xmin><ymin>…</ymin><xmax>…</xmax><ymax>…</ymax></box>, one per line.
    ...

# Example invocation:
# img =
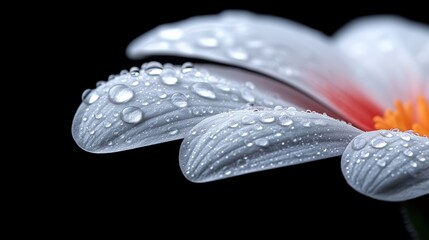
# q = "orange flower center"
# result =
<box><xmin>373</xmin><ymin>96</ymin><xmax>429</xmax><ymax>136</ymax></box>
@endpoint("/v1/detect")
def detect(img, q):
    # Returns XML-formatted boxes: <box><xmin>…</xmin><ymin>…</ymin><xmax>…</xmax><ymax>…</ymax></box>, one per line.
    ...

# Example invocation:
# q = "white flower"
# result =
<box><xmin>72</xmin><ymin>11</ymin><xmax>428</xmax><ymax>202</ymax></box>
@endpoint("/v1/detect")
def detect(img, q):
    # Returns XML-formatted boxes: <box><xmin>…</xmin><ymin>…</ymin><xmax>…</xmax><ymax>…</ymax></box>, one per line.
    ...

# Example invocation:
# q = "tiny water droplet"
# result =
<box><xmin>196</xmin><ymin>37</ymin><xmax>219</xmax><ymax>48</ymax></box>
<box><xmin>352</xmin><ymin>137</ymin><xmax>367</xmax><ymax>150</ymax></box>
<box><xmin>170</xmin><ymin>93</ymin><xmax>188</xmax><ymax>108</ymax></box>
<box><xmin>255</xmin><ymin>138</ymin><xmax>269</xmax><ymax>147</ymax></box>
<box><xmin>360</xmin><ymin>151</ymin><xmax>370</xmax><ymax>158</ymax></box>
<box><xmin>241</xmin><ymin>115</ymin><xmax>256</xmax><ymax>125</ymax></box>
<box><xmin>313</xmin><ymin>119</ymin><xmax>327</xmax><ymax>126</ymax></box>
<box><xmin>108</xmin><ymin>84</ymin><xmax>134</xmax><ymax>104</ymax></box>
<box><xmin>416</xmin><ymin>155</ymin><xmax>426</xmax><ymax>162</ymax></box>
<box><xmin>121</xmin><ymin>106</ymin><xmax>143</xmax><ymax>124</ymax></box>
<box><xmin>82</xmin><ymin>117</ymin><xmax>88</xmax><ymax>122</ymax></box>
<box><xmin>380</xmin><ymin>130</ymin><xmax>393</xmax><ymax>138</ymax></box>
<box><xmin>95</xmin><ymin>113</ymin><xmax>103</xmax><ymax>119</ymax></box>
<box><xmin>169</xmin><ymin>129</ymin><xmax>179</xmax><ymax>135</ymax></box>
<box><xmin>377</xmin><ymin>160</ymin><xmax>386</xmax><ymax>167</ymax></box>
<box><xmin>403</xmin><ymin>149</ymin><xmax>414</xmax><ymax>157</ymax></box>
<box><xmin>181</xmin><ymin>62</ymin><xmax>194</xmax><ymax>73</ymax></box>
<box><xmin>410</xmin><ymin>162</ymin><xmax>417</xmax><ymax>168</ymax></box>
<box><xmin>191</xmin><ymin>82</ymin><xmax>216</xmax><ymax>99</ymax></box>
<box><xmin>228</xmin><ymin>120</ymin><xmax>239</xmax><ymax>128</ymax></box>
<box><xmin>96</xmin><ymin>81</ymin><xmax>106</xmax><ymax>87</ymax></box>
<box><xmin>370</xmin><ymin>138</ymin><xmax>387</xmax><ymax>149</ymax></box>
<box><xmin>400</xmin><ymin>133</ymin><xmax>411</xmax><ymax>141</ymax></box>
<box><xmin>82</xmin><ymin>89</ymin><xmax>100</xmax><ymax>104</ymax></box>
<box><xmin>158</xmin><ymin>92</ymin><xmax>167</xmax><ymax>99</ymax></box>
<box><xmin>129</xmin><ymin>66</ymin><xmax>140</xmax><ymax>77</ymax></box>
<box><xmin>104</xmin><ymin>122</ymin><xmax>112</xmax><ymax>128</ymax></box>
<box><xmin>227</xmin><ymin>47</ymin><xmax>249</xmax><ymax>61</ymax></box>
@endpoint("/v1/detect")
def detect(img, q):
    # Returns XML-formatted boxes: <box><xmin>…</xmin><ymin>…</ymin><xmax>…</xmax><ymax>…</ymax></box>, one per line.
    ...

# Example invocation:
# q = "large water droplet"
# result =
<box><xmin>352</xmin><ymin>137</ymin><xmax>367</xmax><ymax>150</ymax></box>
<box><xmin>278</xmin><ymin>115</ymin><xmax>293</xmax><ymax>126</ymax></box>
<box><xmin>170</xmin><ymin>93</ymin><xmax>188</xmax><ymax>108</ymax></box>
<box><xmin>379</xmin><ymin>130</ymin><xmax>393</xmax><ymax>138</ymax></box>
<box><xmin>82</xmin><ymin>89</ymin><xmax>99</xmax><ymax>105</ymax></box>
<box><xmin>181</xmin><ymin>62</ymin><xmax>195</xmax><ymax>73</ymax></box>
<box><xmin>259</xmin><ymin>112</ymin><xmax>275</xmax><ymax>123</ymax></box>
<box><xmin>416</xmin><ymin>155</ymin><xmax>426</xmax><ymax>162</ymax></box>
<box><xmin>144</xmin><ymin>61</ymin><xmax>163</xmax><ymax>76</ymax></box>
<box><xmin>121</xmin><ymin>106</ymin><xmax>143</xmax><ymax>124</ymax></box>
<box><xmin>108</xmin><ymin>84</ymin><xmax>134</xmax><ymax>104</ymax></box>
<box><xmin>191</xmin><ymin>82</ymin><xmax>216</xmax><ymax>99</ymax></box>
<box><xmin>161</xmin><ymin>66</ymin><xmax>178</xmax><ymax>85</ymax></box>
<box><xmin>370</xmin><ymin>138</ymin><xmax>387</xmax><ymax>149</ymax></box>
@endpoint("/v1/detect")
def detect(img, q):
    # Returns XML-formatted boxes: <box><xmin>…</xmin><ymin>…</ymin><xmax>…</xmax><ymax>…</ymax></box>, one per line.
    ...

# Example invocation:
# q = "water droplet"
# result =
<box><xmin>104</xmin><ymin>122</ymin><xmax>112</xmax><ymax>128</ymax></box>
<box><xmin>302</xmin><ymin>121</ymin><xmax>311</xmax><ymax>127</ymax></box>
<box><xmin>259</xmin><ymin>112</ymin><xmax>275</xmax><ymax>123</ymax></box>
<box><xmin>96</xmin><ymin>81</ymin><xmax>106</xmax><ymax>87</ymax></box>
<box><xmin>403</xmin><ymin>149</ymin><xmax>414</xmax><ymax>157</ymax></box>
<box><xmin>241</xmin><ymin>115</ymin><xmax>256</xmax><ymax>125</ymax></box>
<box><xmin>181</xmin><ymin>62</ymin><xmax>194</xmax><ymax>73</ymax></box>
<box><xmin>169</xmin><ymin>129</ymin><xmax>179</xmax><ymax>135</ymax></box>
<box><xmin>227</xmin><ymin>47</ymin><xmax>249</xmax><ymax>61</ymax></box>
<box><xmin>158</xmin><ymin>28</ymin><xmax>183</xmax><ymax>40</ymax></box>
<box><xmin>416</xmin><ymin>155</ymin><xmax>426</xmax><ymax>162</ymax></box>
<box><xmin>82</xmin><ymin>89</ymin><xmax>99</xmax><ymax>104</ymax></box>
<box><xmin>215</xmin><ymin>83</ymin><xmax>231</xmax><ymax>92</ymax></box>
<box><xmin>287</xmin><ymin>107</ymin><xmax>297</xmax><ymax>111</ymax></box>
<box><xmin>108</xmin><ymin>84</ymin><xmax>134</xmax><ymax>104</ymax></box>
<box><xmin>121</xmin><ymin>106</ymin><xmax>143</xmax><ymax>124</ymax></box>
<box><xmin>107</xmin><ymin>141</ymin><xmax>113</xmax><ymax>146</ymax></box>
<box><xmin>161</xmin><ymin>66</ymin><xmax>178</xmax><ymax>85</ymax></box>
<box><xmin>313</xmin><ymin>119</ymin><xmax>327</xmax><ymax>126</ymax></box>
<box><xmin>191</xmin><ymin>82</ymin><xmax>216</xmax><ymax>99</ymax></box>
<box><xmin>240</xmin><ymin>89</ymin><xmax>255</xmax><ymax>103</ymax></box>
<box><xmin>196</xmin><ymin>37</ymin><xmax>219</xmax><ymax>48</ymax></box>
<box><xmin>255</xmin><ymin>138</ymin><xmax>269</xmax><ymax>147</ymax></box>
<box><xmin>370</xmin><ymin>138</ymin><xmax>387</xmax><ymax>149</ymax></box>
<box><xmin>158</xmin><ymin>92</ymin><xmax>167</xmax><ymax>99</ymax></box>
<box><xmin>278</xmin><ymin>115</ymin><xmax>293</xmax><ymax>126</ymax></box>
<box><xmin>352</xmin><ymin>137</ymin><xmax>367</xmax><ymax>150</ymax></box>
<box><xmin>360</xmin><ymin>151</ymin><xmax>370</xmax><ymax>158</ymax></box>
<box><xmin>228</xmin><ymin>120</ymin><xmax>239</xmax><ymax>128</ymax></box>
<box><xmin>129</xmin><ymin>66</ymin><xmax>140</xmax><ymax>77</ymax></box>
<box><xmin>130</xmin><ymin>80</ymin><xmax>139</xmax><ymax>86</ymax></box>
<box><xmin>144</xmin><ymin>61</ymin><xmax>163</xmax><ymax>76</ymax></box>
<box><xmin>95</xmin><ymin>113</ymin><xmax>103</xmax><ymax>119</ymax></box>
<box><xmin>400</xmin><ymin>133</ymin><xmax>411</xmax><ymax>141</ymax></box>
<box><xmin>82</xmin><ymin>117</ymin><xmax>88</xmax><ymax>122</ymax></box>
<box><xmin>379</xmin><ymin>130</ymin><xmax>393</xmax><ymax>138</ymax></box>
<box><xmin>170</xmin><ymin>93</ymin><xmax>188</xmax><ymax>108</ymax></box>
<box><xmin>410</xmin><ymin>162</ymin><xmax>417</xmax><ymax>168</ymax></box>
<box><xmin>377</xmin><ymin>160</ymin><xmax>386</xmax><ymax>167</ymax></box>
<box><xmin>244</xmin><ymin>82</ymin><xmax>255</xmax><ymax>89</ymax></box>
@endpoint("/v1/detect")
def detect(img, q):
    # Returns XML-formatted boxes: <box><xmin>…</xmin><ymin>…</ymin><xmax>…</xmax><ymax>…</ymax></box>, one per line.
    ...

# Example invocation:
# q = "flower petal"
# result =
<box><xmin>341</xmin><ymin>130</ymin><xmax>429</xmax><ymax>201</ymax></box>
<box><xmin>334</xmin><ymin>16</ymin><xmax>429</xmax><ymax>106</ymax></box>
<box><xmin>179</xmin><ymin>106</ymin><xmax>362</xmax><ymax>183</ymax></box>
<box><xmin>126</xmin><ymin>10</ymin><xmax>382</xmax><ymax>130</ymax></box>
<box><xmin>72</xmin><ymin>62</ymin><xmax>303</xmax><ymax>153</ymax></box>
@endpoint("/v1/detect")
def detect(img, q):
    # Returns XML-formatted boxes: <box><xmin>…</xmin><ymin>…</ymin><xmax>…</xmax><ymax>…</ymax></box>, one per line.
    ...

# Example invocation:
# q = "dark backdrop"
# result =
<box><xmin>60</xmin><ymin>1</ymin><xmax>427</xmax><ymax>238</ymax></box>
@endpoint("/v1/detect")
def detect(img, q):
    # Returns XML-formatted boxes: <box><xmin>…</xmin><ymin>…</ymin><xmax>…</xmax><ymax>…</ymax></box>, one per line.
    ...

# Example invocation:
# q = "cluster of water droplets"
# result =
<box><xmin>179</xmin><ymin>106</ymin><xmax>362</xmax><ymax>182</ymax></box>
<box><xmin>73</xmin><ymin>61</ymin><xmax>286</xmax><ymax>153</ymax></box>
<box><xmin>341</xmin><ymin>129</ymin><xmax>429</xmax><ymax>201</ymax></box>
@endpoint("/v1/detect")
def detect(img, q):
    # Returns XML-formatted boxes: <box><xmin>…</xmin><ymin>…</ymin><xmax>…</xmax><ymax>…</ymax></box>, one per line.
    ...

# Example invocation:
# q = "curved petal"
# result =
<box><xmin>341</xmin><ymin>130</ymin><xmax>429</xmax><ymax>201</ymax></box>
<box><xmin>72</xmin><ymin>62</ymin><xmax>311</xmax><ymax>153</ymax></box>
<box><xmin>179</xmin><ymin>106</ymin><xmax>362</xmax><ymax>183</ymax></box>
<box><xmin>334</xmin><ymin>15</ymin><xmax>429</xmax><ymax>107</ymax></box>
<box><xmin>127</xmin><ymin>10</ymin><xmax>382</xmax><ymax>130</ymax></box>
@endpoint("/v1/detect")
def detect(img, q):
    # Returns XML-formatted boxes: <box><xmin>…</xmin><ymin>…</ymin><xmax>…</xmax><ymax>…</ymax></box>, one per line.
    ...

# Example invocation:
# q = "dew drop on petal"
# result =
<box><xmin>161</xmin><ymin>66</ymin><xmax>179</xmax><ymax>85</ymax></box>
<box><xmin>417</xmin><ymin>155</ymin><xmax>426</xmax><ymax>162</ymax></box>
<box><xmin>403</xmin><ymin>149</ymin><xmax>414</xmax><ymax>157</ymax></box>
<box><xmin>379</xmin><ymin>130</ymin><xmax>393</xmax><ymax>138</ymax></box>
<box><xmin>181</xmin><ymin>62</ymin><xmax>195</xmax><ymax>73</ymax></box>
<box><xmin>255</xmin><ymin>138</ymin><xmax>269</xmax><ymax>147</ymax></box>
<box><xmin>120</xmin><ymin>106</ymin><xmax>143</xmax><ymax>124</ymax></box>
<box><xmin>259</xmin><ymin>112</ymin><xmax>275</xmax><ymax>123</ymax></box>
<box><xmin>191</xmin><ymin>82</ymin><xmax>216</xmax><ymax>99</ymax></box>
<box><xmin>377</xmin><ymin>159</ymin><xmax>387</xmax><ymax>167</ymax></box>
<box><xmin>144</xmin><ymin>61</ymin><xmax>163</xmax><ymax>76</ymax></box>
<box><xmin>241</xmin><ymin>115</ymin><xmax>256</xmax><ymax>125</ymax></box>
<box><xmin>240</xmin><ymin>89</ymin><xmax>255</xmax><ymax>103</ymax></box>
<box><xmin>352</xmin><ymin>137</ymin><xmax>367</xmax><ymax>150</ymax></box>
<box><xmin>278</xmin><ymin>115</ymin><xmax>293</xmax><ymax>126</ymax></box>
<box><xmin>196</xmin><ymin>37</ymin><xmax>219</xmax><ymax>48</ymax></box>
<box><xmin>400</xmin><ymin>133</ymin><xmax>411</xmax><ymax>141</ymax></box>
<box><xmin>227</xmin><ymin>47</ymin><xmax>249</xmax><ymax>61</ymax></box>
<box><xmin>170</xmin><ymin>92</ymin><xmax>188</xmax><ymax>108</ymax></box>
<box><xmin>108</xmin><ymin>84</ymin><xmax>134</xmax><ymax>104</ymax></box>
<box><xmin>370</xmin><ymin>138</ymin><xmax>387</xmax><ymax>149</ymax></box>
<box><xmin>95</xmin><ymin>113</ymin><xmax>103</xmax><ymax>119</ymax></box>
<box><xmin>82</xmin><ymin>89</ymin><xmax>99</xmax><ymax>105</ymax></box>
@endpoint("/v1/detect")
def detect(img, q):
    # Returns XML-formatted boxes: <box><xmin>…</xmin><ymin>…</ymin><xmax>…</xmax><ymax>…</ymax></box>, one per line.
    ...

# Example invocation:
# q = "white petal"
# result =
<box><xmin>72</xmin><ymin>62</ymin><xmax>292</xmax><ymax>153</ymax></box>
<box><xmin>334</xmin><ymin>15</ymin><xmax>429</xmax><ymax>106</ymax></box>
<box><xmin>341</xmin><ymin>130</ymin><xmax>429</xmax><ymax>201</ymax></box>
<box><xmin>126</xmin><ymin>10</ymin><xmax>381</xmax><ymax>130</ymax></box>
<box><xmin>179</xmin><ymin>106</ymin><xmax>362</xmax><ymax>183</ymax></box>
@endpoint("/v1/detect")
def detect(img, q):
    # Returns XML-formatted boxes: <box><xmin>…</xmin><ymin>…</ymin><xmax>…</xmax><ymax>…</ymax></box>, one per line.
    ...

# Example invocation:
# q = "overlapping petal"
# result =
<box><xmin>342</xmin><ymin>130</ymin><xmax>429</xmax><ymax>201</ymax></box>
<box><xmin>180</xmin><ymin>106</ymin><xmax>362</xmax><ymax>182</ymax></box>
<box><xmin>72</xmin><ymin>62</ymin><xmax>298</xmax><ymax>153</ymax></box>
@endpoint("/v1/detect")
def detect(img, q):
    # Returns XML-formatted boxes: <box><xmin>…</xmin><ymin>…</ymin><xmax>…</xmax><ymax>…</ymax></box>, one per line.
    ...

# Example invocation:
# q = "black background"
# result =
<box><xmin>58</xmin><ymin>1</ymin><xmax>428</xmax><ymax>238</ymax></box>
